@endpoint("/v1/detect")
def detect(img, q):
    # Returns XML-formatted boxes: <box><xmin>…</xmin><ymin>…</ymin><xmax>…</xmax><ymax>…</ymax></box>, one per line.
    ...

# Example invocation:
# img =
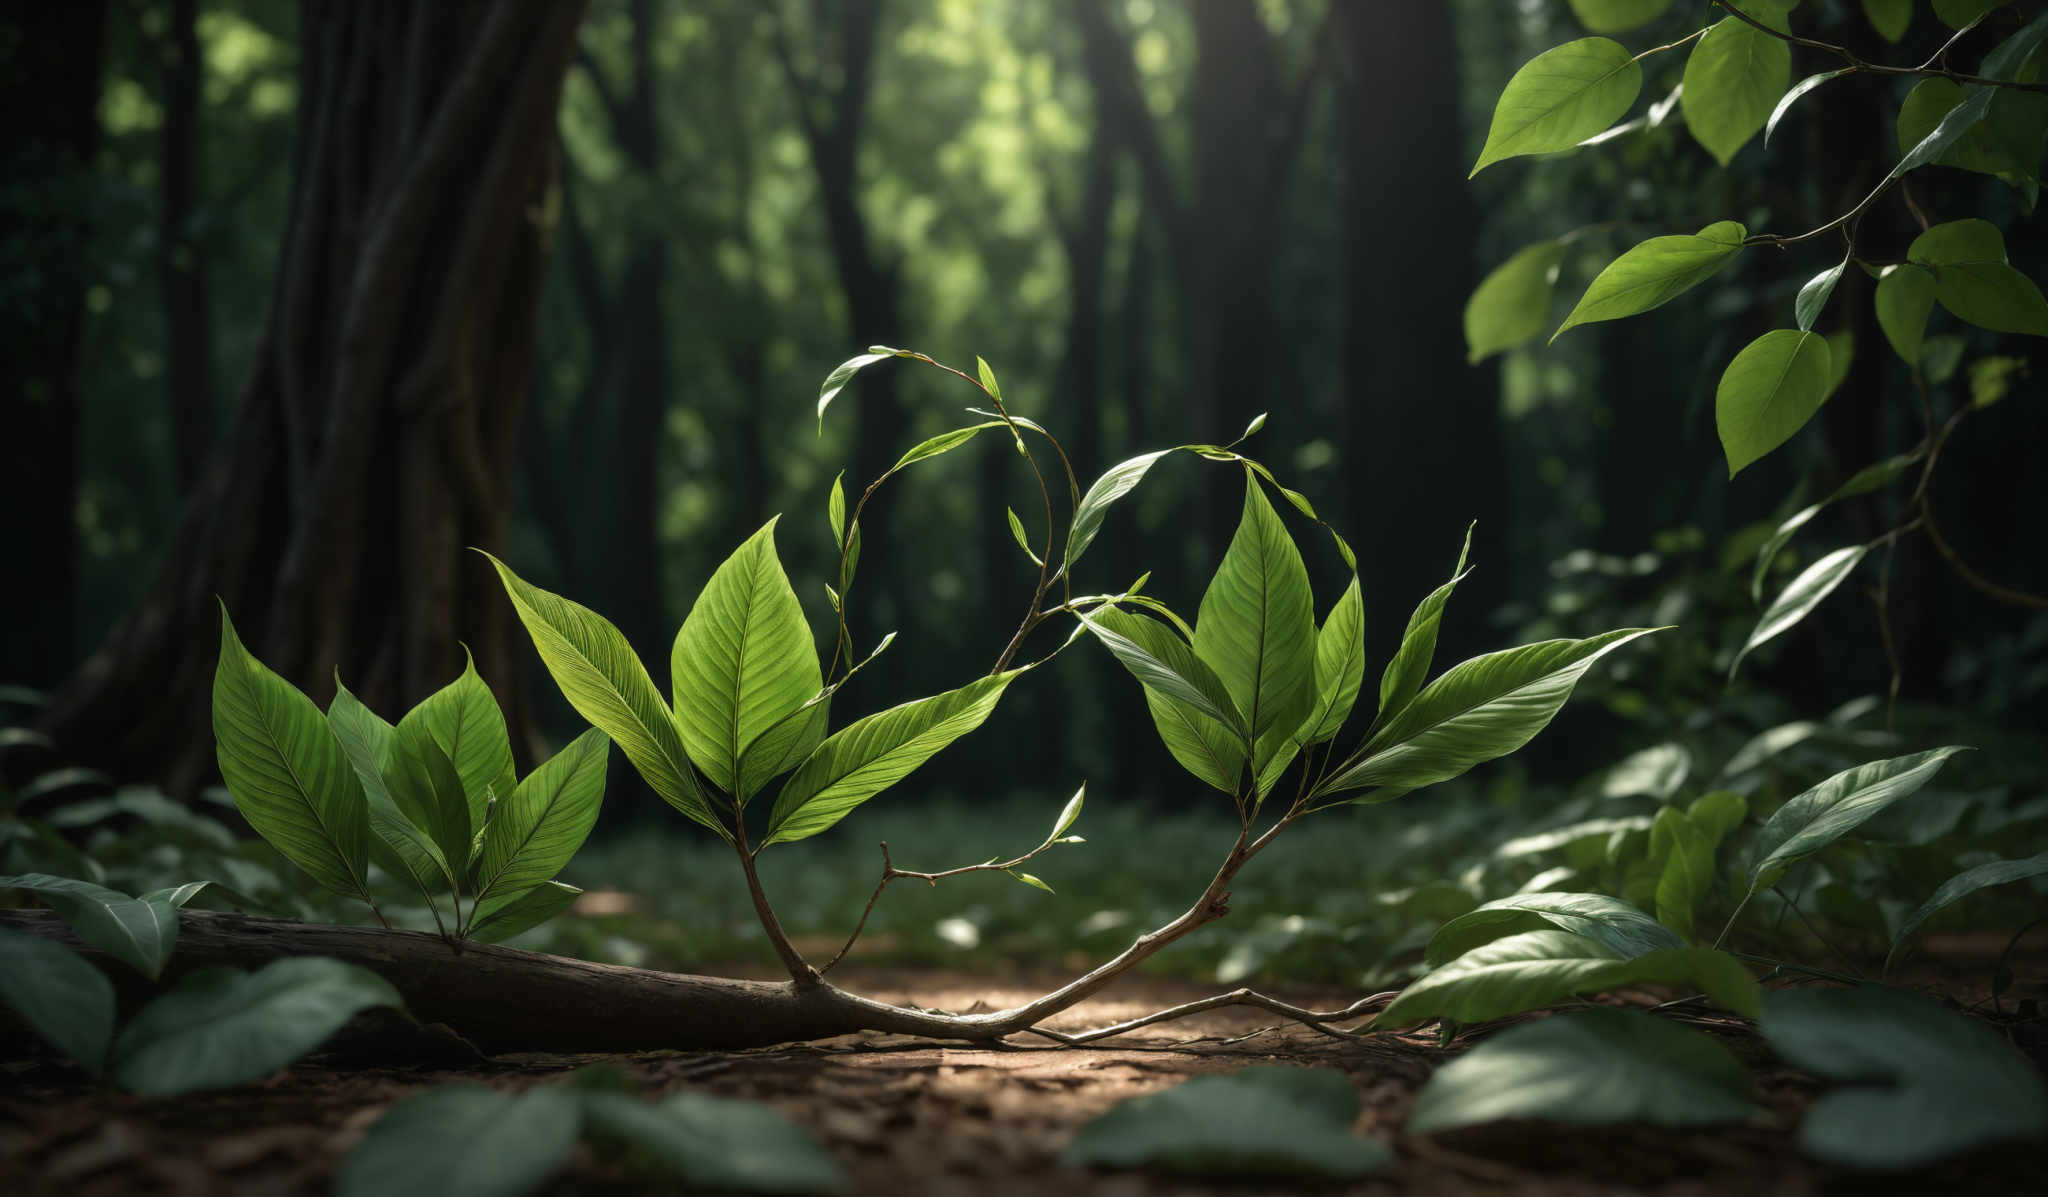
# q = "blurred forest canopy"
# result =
<box><xmin>5</xmin><ymin>0</ymin><xmax>2045</xmax><ymax>815</ymax></box>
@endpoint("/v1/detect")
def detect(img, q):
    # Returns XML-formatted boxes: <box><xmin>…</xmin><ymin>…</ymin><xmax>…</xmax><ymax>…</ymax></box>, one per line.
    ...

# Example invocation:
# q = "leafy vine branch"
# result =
<box><xmin>1717</xmin><ymin>2</ymin><xmax>2048</xmax><ymax>95</ymax></box>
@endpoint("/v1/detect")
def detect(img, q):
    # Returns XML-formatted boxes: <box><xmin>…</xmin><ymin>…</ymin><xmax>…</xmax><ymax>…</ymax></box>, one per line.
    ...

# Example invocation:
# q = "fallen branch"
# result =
<box><xmin>1021</xmin><ymin>986</ymin><xmax>1399</xmax><ymax>1045</ymax></box>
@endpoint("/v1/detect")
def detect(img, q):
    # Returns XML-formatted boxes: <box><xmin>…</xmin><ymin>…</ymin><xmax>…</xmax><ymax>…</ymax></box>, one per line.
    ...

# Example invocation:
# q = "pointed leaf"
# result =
<box><xmin>1330</xmin><ymin>629</ymin><xmax>1660</xmax><ymax>796</ymax></box>
<box><xmin>0</xmin><ymin>925</ymin><xmax>115</xmax><ymax>1074</ymax></box>
<box><xmin>1006</xmin><ymin>506</ymin><xmax>1043</xmax><ymax>565</ymax></box>
<box><xmin>1716</xmin><ymin>329</ymin><xmax>1834</xmax><ymax>477</ymax></box>
<box><xmin>402</xmin><ymin>655</ymin><xmax>514</xmax><ymax>826</ymax></box>
<box><xmin>1050</xmin><ymin>784</ymin><xmax>1086</xmax><ymax>840</ymax></box>
<box><xmin>113</xmin><ymin>957</ymin><xmax>403</xmax><ymax>1095</ymax></box>
<box><xmin>1409</xmin><ymin>1009</ymin><xmax>1755</xmax><ymax>1133</ymax></box>
<box><xmin>1471</xmin><ymin>38</ymin><xmax>1642</xmax><ymax>176</ymax></box>
<box><xmin>1554</xmin><ymin>222</ymin><xmax>1747</xmax><ymax>339</ymax></box>
<box><xmin>473</xmin><ymin>729</ymin><xmax>608</xmax><ymax>916</ymax></box>
<box><xmin>1426</xmin><ymin>891</ymin><xmax>1683</xmax><ymax>967</ymax></box>
<box><xmin>1768</xmin><ymin>70</ymin><xmax>1848</xmax><ymax>144</ymax></box>
<box><xmin>766</xmin><ymin>671</ymin><xmax>1024</xmax><ymax>845</ymax></box>
<box><xmin>1194</xmin><ymin>477</ymin><xmax>1316</xmax><ymax>745</ymax></box>
<box><xmin>1375</xmin><ymin>931</ymin><xmax>1758</xmax><ymax>1028</ymax></box>
<box><xmin>1683</xmin><ymin>14</ymin><xmax>1792</xmax><ymax>165</ymax></box>
<box><xmin>1376</xmin><ymin>529</ymin><xmax>1473</xmax><ymax>726</ymax></box>
<box><xmin>1796</xmin><ymin>259</ymin><xmax>1848</xmax><ymax>332</ymax></box>
<box><xmin>816</xmin><ymin>351</ymin><xmax>895</xmax><ymax>426</ymax></box>
<box><xmin>1746</xmin><ymin>747</ymin><xmax>1970</xmax><ymax>892</ymax></box>
<box><xmin>1751</xmin><ymin>448</ymin><xmax>1923</xmax><ymax>599</ymax></box>
<box><xmin>385</xmin><ymin>725</ymin><xmax>472</xmax><ymax>884</ymax></box>
<box><xmin>213</xmin><ymin>605</ymin><xmax>371</xmax><ymax>901</ymax></box>
<box><xmin>338</xmin><ymin>1085</ymin><xmax>584</xmax><ymax>1197</ymax></box>
<box><xmin>0</xmin><ymin>873</ymin><xmax>180</xmax><ymax>980</ymax></box>
<box><xmin>1065</xmin><ymin>449</ymin><xmax>1172</xmax><ymax>575</ymax></box>
<box><xmin>1732</xmin><ymin>544</ymin><xmax>1868</xmax><ymax>678</ymax></box>
<box><xmin>1888</xmin><ymin>851</ymin><xmax>2048</xmax><ymax>971</ymax></box>
<box><xmin>1466</xmin><ymin>240</ymin><xmax>1565</xmax><ymax>362</ymax></box>
<box><xmin>1302</xmin><ymin>577</ymin><xmax>1365</xmax><ymax>745</ymax></box>
<box><xmin>484</xmin><ymin>555</ymin><xmax>722</xmax><ymax>839</ymax></box>
<box><xmin>330</xmin><ymin>681</ymin><xmax>456</xmax><ymax>908</ymax></box>
<box><xmin>889</xmin><ymin>422</ymin><xmax>1003</xmax><ymax>473</ymax></box>
<box><xmin>469</xmin><ymin>880</ymin><xmax>583</xmax><ymax>944</ymax></box>
<box><xmin>672</xmin><ymin>519</ymin><xmax>823</xmax><ymax>800</ymax></box>
<box><xmin>1085</xmin><ymin>608</ymin><xmax>1246</xmax><ymax>794</ymax></box>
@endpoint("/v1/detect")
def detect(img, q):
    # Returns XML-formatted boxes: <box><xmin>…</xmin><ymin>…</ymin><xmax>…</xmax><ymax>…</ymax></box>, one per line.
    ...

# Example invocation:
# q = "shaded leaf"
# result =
<box><xmin>1908</xmin><ymin>218</ymin><xmax>2048</xmax><ymax>336</ymax></box>
<box><xmin>1375</xmin><ymin>931</ymin><xmax>1758</xmax><ymax>1028</ymax></box>
<box><xmin>1888</xmin><ymin>851</ymin><xmax>2048</xmax><ymax>972</ymax></box>
<box><xmin>337</xmin><ymin>1085</ymin><xmax>583</xmax><ymax>1197</ymax></box>
<box><xmin>470</xmin><ymin>881</ymin><xmax>583</xmax><ymax>944</ymax></box>
<box><xmin>1409</xmin><ymin>1009</ymin><xmax>1754</xmax><ymax>1133</ymax></box>
<box><xmin>1063</xmin><ymin>1066</ymin><xmax>1389</xmax><ymax>1180</ymax></box>
<box><xmin>1566</xmin><ymin>0</ymin><xmax>1673</xmax><ymax>34</ymax></box>
<box><xmin>1426</xmin><ymin>892</ymin><xmax>1682</xmax><ymax>967</ymax></box>
<box><xmin>1085</xmin><ymin>608</ymin><xmax>1246</xmax><ymax>794</ymax></box>
<box><xmin>402</xmin><ymin>654</ymin><xmax>515</xmax><ymax>826</ymax></box>
<box><xmin>1466</xmin><ymin>241</ymin><xmax>1565</xmax><ymax>361</ymax></box>
<box><xmin>1733</xmin><ymin>543</ymin><xmax>1869</xmax><ymax>681</ymax></box>
<box><xmin>1863</xmin><ymin>0</ymin><xmax>1910</xmax><ymax>41</ymax></box>
<box><xmin>1747</xmin><ymin>747</ymin><xmax>1970</xmax><ymax>892</ymax></box>
<box><xmin>0</xmin><ymin>926</ymin><xmax>114</xmax><ymax>1075</ymax></box>
<box><xmin>1750</xmin><ymin>448</ymin><xmax>1923</xmax><ymax>600</ymax></box>
<box><xmin>1768</xmin><ymin>70</ymin><xmax>1848</xmax><ymax>144</ymax></box>
<box><xmin>582</xmin><ymin>1090</ymin><xmax>848</xmax><ymax>1193</ymax></box>
<box><xmin>0</xmin><ymin>872</ymin><xmax>179</xmax><ymax>979</ymax></box>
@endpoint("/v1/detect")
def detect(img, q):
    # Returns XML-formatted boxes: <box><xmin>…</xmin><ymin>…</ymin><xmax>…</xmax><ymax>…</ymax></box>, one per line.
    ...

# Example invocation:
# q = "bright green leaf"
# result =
<box><xmin>1064</xmin><ymin>450</ymin><xmax>1171</xmax><ymax>576</ymax></box>
<box><xmin>1565</xmin><ymin>0</ymin><xmax>1673</xmax><ymax>34</ymax></box>
<box><xmin>1374</xmin><ymin>527</ymin><xmax>1473</xmax><ymax>728</ymax></box>
<box><xmin>1554</xmin><ymin>222</ymin><xmax>1747</xmax><ymax>339</ymax></box>
<box><xmin>403</xmin><ymin>654</ymin><xmax>515</xmax><ymax>827</ymax></box>
<box><xmin>767</xmin><ymin>671</ymin><xmax>1024</xmax><ymax>844</ymax></box>
<box><xmin>1796</xmin><ymin>259</ymin><xmax>1848</xmax><ymax>332</ymax></box>
<box><xmin>1715</xmin><ymin>329</ymin><xmax>1834</xmax><ymax>477</ymax></box>
<box><xmin>672</xmin><ymin>518</ymin><xmax>823</xmax><ymax>800</ymax></box>
<box><xmin>816</xmin><ymin>351</ymin><xmax>894</xmax><ymax>427</ymax></box>
<box><xmin>484</xmin><ymin>554</ymin><xmax>722</xmax><ymax>840</ymax></box>
<box><xmin>213</xmin><ymin>605</ymin><xmax>372</xmax><ymax>902</ymax></box>
<box><xmin>1908</xmin><ymin>218</ymin><xmax>2048</xmax><ymax>336</ymax></box>
<box><xmin>1471</xmin><ymin>38</ymin><xmax>1643</xmax><ymax>176</ymax></box>
<box><xmin>1465</xmin><ymin>241</ymin><xmax>1564</xmax><ymax>362</ymax></box>
<box><xmin>469</xmin><ymin>880</ymin><xmax>583</xmax><ymax>944</ymax></box>
<box><xmin>1084</xmin><ymin>608</ymin><xmax>1246</xmax><ymax>795</ymax></box>
<box><xmin>1682</xmin><ymin>15</ymin><xmax>1792</xmax><ymax>165</ymax></box>
<box><xmin>1194</xmin><ymin>476</ymin><xmax>1317</xmax><ymax>745</ymax></box>
<box><xmin>1302</xmin><ymin>578</ymin><xmax>1365</xmax><ymax>746</ymax></box>
<box><xmin>472</xmin><ymin>729</ymin><xmax>607</xmax><ymax>917</ymax></box>
<box><xmin>1006</xmin><ymin>507</ymin><xmax>1042</xmax><ymax>566</ymax></box>
<box><xmin>1408</xmin><ymin>1009</ymin><xmax>1755</xmax><ymax>1133</ymax></box>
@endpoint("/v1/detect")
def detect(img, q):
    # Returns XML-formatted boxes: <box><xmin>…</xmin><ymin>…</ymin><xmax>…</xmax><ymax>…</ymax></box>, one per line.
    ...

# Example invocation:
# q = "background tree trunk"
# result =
<box><xmin>43</xmin><ymin>0</ymin><xmax>588</xmax><ymax>791</ymax></box>
<box><xmin>0</xmin><ymin>2</ymin><xmax>108</xmax><ymax>692</ymax></box>
<box><xmin>160</xmin><ymin>0</ymin><xmax>216</xmax><ymax>499</ymax></box>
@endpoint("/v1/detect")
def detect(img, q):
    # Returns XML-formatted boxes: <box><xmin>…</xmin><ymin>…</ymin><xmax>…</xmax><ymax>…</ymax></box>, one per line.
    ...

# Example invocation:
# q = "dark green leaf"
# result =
<box><xmin>113</xmin><ymin>958</ymin><xmax>404</xmax><ymax>1095</ymax></box>
<box><xmin>1733</xmin><ymin>544</ymin><xmax>1868</xmax><ymax>679</ymax></box>
<box><xmin>1888</xmin><ymin>851</ymin><xmax>2048</xmax><ymax>971</ymax></box>
<box><xmin>0</xmin><ymin>872</ymin><xmax>179</xmax><ymax>979</ymax></box>
<box><xmin>1565</xmin><ymin>0</ymin><xmax>1673</xmax><ymax>34</ymax></box>
<box><xmin>1375</xmin><ymin>931</ymin><xmax>1759</xmax><ymax>1028</ymax></box>
<box><xmin>1408</xmin><ymin>1009</ymin><xmax>1755</xmax><ymax>1133</ymax></box>
<box><xmin>384</xmin><ymin>725</ymin><xmax>472</xmax><ymax>885</ymax></box>
<box><xmin>1746</xmin><ymin>747</ymin><xmax>1970</xmax><ymax>892</ymax></box>
<box><xmin>1863</xmin><ymin>0</ymin><xmax>1910</xmax><ymax>41</ymax></box>
<box><xmin>582</xmin><ymin>1090</ymin><xmax>848</xmax><ymax>1193</ymax></box>
<box><xmin>402</xmin><ymin>653</ymin><xmax>515</xmax><ymax>826</ymax></box>
<box><xmin>469</xmin><ymin>881</ymin><xmax>582</xmax><ymax>944</ymax></box>
<box><xmin>337</xmin><ymin>1085</ymin><xmax>583</xmax><ymax>1197</ymax></box>
<box><xmin>1063</xmin><ymin>1066</ymin><xmax>1389</xmax><ymax>1180</ymax></box>
<box><xmin>1761</xmin><ymin>986</ymin><xmax>2048</xmax><ymax>1168</ymax></box>
<box><xmin>0</xmin><ymin>926</ymin><xmax>114</xmax><ymax>1075</ymax></box>
<box><xmin>1908</xmin><ymin>219</ymin><xmax>2048</xmax><ymax>336</ymax></box>
<box><xmin>1934</xmin><ymin>0</ymin><xmax>2005</xmax><ymax>30</ymax></box>
<box><xmin>1751</xmin><ymin>448</ymin><xmax>1923</xmax><ymax>599</ymax></box>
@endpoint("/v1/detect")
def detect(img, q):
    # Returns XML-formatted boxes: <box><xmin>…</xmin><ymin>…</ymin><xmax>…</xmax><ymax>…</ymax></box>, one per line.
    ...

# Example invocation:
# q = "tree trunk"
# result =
<box><xmin>0</xmin><ymin>1</ymin><xmax>107</xmax><ymax>691</ymax></box>
<box><xmin>43</xmin><ymin>1</ymin><xmax>588</xmax><ymax>791</ymax></box>
<box><xmin>1335</xmin><ymin>1</ymin><xmax>1508</xmax><ymax>664</ymax></box>
<box><xmin>160</xmin><ymin>0</ymin><xmax>216</xmax><ymax>498</ymax></box>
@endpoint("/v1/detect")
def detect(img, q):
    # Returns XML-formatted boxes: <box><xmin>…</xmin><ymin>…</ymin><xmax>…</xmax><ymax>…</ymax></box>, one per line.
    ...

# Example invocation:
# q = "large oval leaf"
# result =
<box><xmin>1466</xmin><ymin>240</ymin><xmax>1564</xmax><ymax>362</ymax></box>
<box><xmin>1715</xmin><ymin>329</ymin><xmax>1834</xmax><ymax>478</ymax></box>
<box><xmin>112</xmin><ymin>957</ymin><xmax>404</xmax><ymax>1095</ymax></box>
<box><xmin>671</xmin><ymin>518</ymin><xmax>823</xmax><ymax>799</ymax></box>
<box><xmin>1908</xmin><ymin>218</ymin><xmax>2048</xmax><ymax>336</ymax></box>
<box><xmin>1425</xmin><ymin>892</ymin><xmax>1682</xmax><ymax>967</ymax></box>
<box><xmin>0</xmin><ymin>925</ymin><xmax>114</xmax><ymax>1075</ymax></box>
<box><xmin>1194</xmin><ymin>476</ymin><xmax>1316</xmax><ymax>745</ymax></box>
<box><xmin>766</xmin><ymin>670</ymin><xmax>1023</xmax><ymax>845</ymax></box>
<box><xmin>1746</xmin><ymin>746</ymin><xmax>1970</xmax><ymax>892</ymax></box>
<box><xmin>213</xmin><ymin>606</ymin><xmax>371</xmax><ymax>901</ymax></box>
<box><xmin>0</xmin><ymin>873</ymin><xmax>180</xmax><ymax>979</ymax></box>
<box><xmin>1471</xmin><ymin>38</ymin><xmax>1642</xmax><ymax>176</ymax></box>
<box><xmin>485</xmin><ymin>554</ymin><xmax>722</xmax><ymax>840</ymax></box>
<box><xmin>1553</xmin><ymin>222</ymin><xmax>1747</xmax><ymax>339</ymax></box>
<box><xmin>1682</xmin><ymin>13</ymin><xmax>1792</xmax><ymax>165</ymax></box>
<box><xmin>1084</xmin><ymin>608</ymin><xmax>1245</xmax><ymax>795</ymax></box>
<box><xmin>472</xmin><ymin>728</ymin><xmax>608</xmax><ymax>916</ymax></box>
<box><xmin>1408</xmin><ymin>1009</ymin><xmax>1755</xmax><ymax>1134</ymax></box>
<box><xmin>337</xmin><ymin>1084</ymin><xmax>584</xmax><ymax>1197</ymax></box>
<box><xmin>1875</xmin><ymin>264</ymin><xmax>1937</xmax><ymax>365</ymax></box>
<box><xmin>402</xmin><ymin>654</ymin><xmax>515</xmax><ymax>824</ymax></box>
<box><xmin>1330</xmin><ymin>628</ymin><xmax>1659</xmax><ymax>797</ymax></box>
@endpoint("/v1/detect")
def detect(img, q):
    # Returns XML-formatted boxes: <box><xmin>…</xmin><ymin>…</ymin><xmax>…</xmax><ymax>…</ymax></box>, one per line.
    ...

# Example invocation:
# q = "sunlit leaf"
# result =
<box><xmin>1796</xmin><ymin>259</ymin><xmax>1848</xmax><ymax>332</ymax></box>
<box><xmin>1908</xmin><ymin>219</ymin><xmax>2048</xmax><ymax>336</ymax></box>
<box><xmin>1374</xmin><ymin>527</ymin><xmax>1473</xmax><ymax>728</ymax></box>
<box><xmin>1064</xmin><ymin>449</ymin><xmax>1171</xmax><ymax>577</ymax></box>
<box><xmin>1715</xmin><ymin>329</ymin><xmax>1833</xmax><ymax>477</ymax></box>
<box><xmin>472</xmin><ymin>729</ymin><xmax>607</xmax><ymax>917</ymax></box>
<box><xmin>1565</xmin><ymin>0</ymin><xmax>1673</xmax><ymax>34</ymax></box>
<box><xmin>1682</xmin><ymin>13</ymin><xmax>1792</xmax><ymax>165</ymax></box>
<box><xmin>1375</xmin><ymin>931</ymin><xmax>1759</xmax><ymax>1028</ymax></box>
<box><xmin>1194</xmin><ymin>477</ymin><xmax>1316</xmax><ymax>745</ymax></box>
<box><xmin>1472</xmin><ymin>39</ymin><xmax>1642</xmax><ymax>176</ymax></box>
<box><xmin>1554</xmin><ymin>222</ymin><xmax>1747</xmax><ymax>339</ymax></box>
<box><xmin>815</xmin><ymin>350</ymin><xmax>895</xmax><ymax>427</ymax></box>
<box><xmin>1425</xmin><ymin>892</ymin><xmax>1682</xmax><ymax>967</ymax></box>
<box><xmin>402</xmin><ymin>653</ymin><xmax>515</xmax><ymax>827</ymax></box>
<box><xmin>1466</xmin><ymin>241</ymin><xmax>1564</xmax><ymax>361</ymax></box>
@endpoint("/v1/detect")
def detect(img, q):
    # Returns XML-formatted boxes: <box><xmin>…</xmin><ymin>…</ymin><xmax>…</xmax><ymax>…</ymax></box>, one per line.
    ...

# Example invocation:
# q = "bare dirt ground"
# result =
<box><xmin>3</xmin><ymin>943</ymin><xmax>2042</xmax><ymax>1196</ymax></box>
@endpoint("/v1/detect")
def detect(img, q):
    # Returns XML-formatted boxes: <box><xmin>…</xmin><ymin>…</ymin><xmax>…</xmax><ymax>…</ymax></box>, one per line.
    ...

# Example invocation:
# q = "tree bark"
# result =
<box><xmin>43</xmin><ymin>1</ymin><xmax>587</xmax><ymax>791</ymax></box>
<box><xmin>0</xmin><ymin>1</ymin><xmax>107</xmax><ymax>691</ymax></box>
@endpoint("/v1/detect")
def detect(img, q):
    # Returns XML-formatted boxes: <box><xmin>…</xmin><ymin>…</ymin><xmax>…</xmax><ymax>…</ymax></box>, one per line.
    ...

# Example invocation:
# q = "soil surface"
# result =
<box><xmin>3</xmin><ymin>944</ymin><xmax>2042</xmax><ymax>1196</ymax></box>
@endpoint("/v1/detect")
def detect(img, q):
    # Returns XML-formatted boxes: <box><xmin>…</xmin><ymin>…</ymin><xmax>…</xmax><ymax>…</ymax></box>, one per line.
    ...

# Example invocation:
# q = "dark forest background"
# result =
<box><xmin>6</xmin><ymin>0</ymin><xmax>2045</xmax><ymax>823</ymax></box>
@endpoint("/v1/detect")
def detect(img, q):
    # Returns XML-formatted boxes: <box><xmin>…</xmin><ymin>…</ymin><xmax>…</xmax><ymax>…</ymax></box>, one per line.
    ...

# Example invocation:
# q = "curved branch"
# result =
<box><xmin>1023</xmin><ymin>986</ymin><xmax>1399</xmax><ymax>1045</ymax></box>
<box><xmin>1717</xmin><ymin>2</ymin><xmax>2048</xmax><ymax>95</ymax></box>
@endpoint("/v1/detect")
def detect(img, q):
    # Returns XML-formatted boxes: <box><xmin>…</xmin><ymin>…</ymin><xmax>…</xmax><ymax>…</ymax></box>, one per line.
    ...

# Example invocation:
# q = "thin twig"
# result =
<box><xmin>1772</xmin><ymin>887</ymin><xmax>1866</xmax><ymax>979</ymax></box>
<box><xmin>821</xmin><ymin>829</ymin><xmax>1081</xmax><ymax>974</ymax></box>
<box><xmin>1718</xmin><ymin>2</ymin><xmax>2048</xmax><ymax>94</ymax></box>
<box><xmin>1018</xmin><ymin>987</ymin><xmax>1401</xmax><ymax>1046</ymax></box>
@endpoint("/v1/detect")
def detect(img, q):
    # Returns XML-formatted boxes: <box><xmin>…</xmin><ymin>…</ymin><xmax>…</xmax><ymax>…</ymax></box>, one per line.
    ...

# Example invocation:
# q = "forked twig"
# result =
<box><xmin>1017</xmin><ymin>986</ymin><xmax>1400</xmax><ymax>1046</ymax></box>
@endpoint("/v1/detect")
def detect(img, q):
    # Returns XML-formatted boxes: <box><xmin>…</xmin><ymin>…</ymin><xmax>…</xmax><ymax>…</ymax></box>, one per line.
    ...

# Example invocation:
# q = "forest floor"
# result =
<box><xmin>2</xmin><ymin>940</ymin><xmax>2042</xmax><ymax>1196</ymax></box>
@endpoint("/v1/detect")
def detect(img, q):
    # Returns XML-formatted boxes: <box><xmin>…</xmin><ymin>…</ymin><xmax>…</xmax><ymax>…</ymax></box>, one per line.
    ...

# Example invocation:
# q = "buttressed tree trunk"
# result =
<box><xmin>44</xmin><ymin>0</ymin><xmax>588</xmax><ymax>792</ymax></box>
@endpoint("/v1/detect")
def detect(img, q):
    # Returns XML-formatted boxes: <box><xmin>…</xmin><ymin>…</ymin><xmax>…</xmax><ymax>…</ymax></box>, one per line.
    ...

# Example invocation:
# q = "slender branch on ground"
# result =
<box><xmin>1731</xmin><ymin>951</ymin><xmax>1866</xmax><ymax>987</ymax></box>
<box><xmin>1717</xmin><ymin>2</ymin><xmax>2048</xmax><ymax>94</ymax></box>
<box><xmin>1018</xmin><ymin>986</ymin><xmax>1401</xmax><ymax>1046</ymax></box>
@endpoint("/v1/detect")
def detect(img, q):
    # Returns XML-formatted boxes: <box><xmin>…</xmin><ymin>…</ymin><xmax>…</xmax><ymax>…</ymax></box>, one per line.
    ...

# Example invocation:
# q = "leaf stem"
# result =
<box><xmin>819</xmin><ymin>832</ymin><xmax>1077</xmax><ymax>974</ymax></box>
<box><xmin>1716</xmin><ymin>2</ymin><xmax>2048</xmax><ymax>94</ymax></box>
<box><xmin>733</xmin><ymin>817</ymin><xmax>819</xmax><ymax>988</ymax></box>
